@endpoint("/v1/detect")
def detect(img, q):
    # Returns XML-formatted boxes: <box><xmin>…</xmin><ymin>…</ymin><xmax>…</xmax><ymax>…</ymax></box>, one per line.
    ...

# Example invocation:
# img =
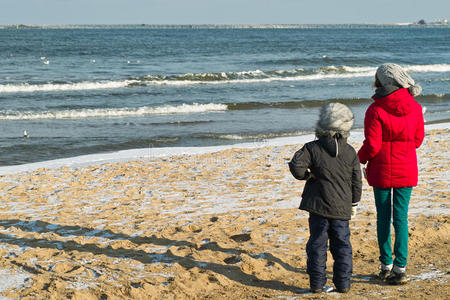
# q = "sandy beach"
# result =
<box><xmin>0</xmin><ymin>126</ymin><xmax>448</xmax><ymax>299</ymax></box>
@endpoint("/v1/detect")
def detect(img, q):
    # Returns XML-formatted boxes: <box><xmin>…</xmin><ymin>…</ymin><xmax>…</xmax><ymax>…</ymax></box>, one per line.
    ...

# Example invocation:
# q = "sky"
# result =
<box><xmin>0</xmin><ymin>0</ymin><xmax>449</xmax><ymax>25</ymax></box>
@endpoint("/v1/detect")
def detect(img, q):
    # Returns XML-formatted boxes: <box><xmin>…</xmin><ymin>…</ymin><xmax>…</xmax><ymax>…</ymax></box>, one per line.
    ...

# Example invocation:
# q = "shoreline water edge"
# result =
<box><xmin>0</xmin><ymin>122</ymin><xmax>448</xmax><ymax>175</ymax></box>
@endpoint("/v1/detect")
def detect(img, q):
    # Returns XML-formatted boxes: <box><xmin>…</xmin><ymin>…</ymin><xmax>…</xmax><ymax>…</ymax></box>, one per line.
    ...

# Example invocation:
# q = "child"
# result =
<box><xmin>358</xmin><ymin>63</ymin><xmax>424</xmax><ymax>284</ymax></box>
<box><xmin>289</xmin><ymin>103</ymin><xmax>362</xmax><ymax>293</ymax></box>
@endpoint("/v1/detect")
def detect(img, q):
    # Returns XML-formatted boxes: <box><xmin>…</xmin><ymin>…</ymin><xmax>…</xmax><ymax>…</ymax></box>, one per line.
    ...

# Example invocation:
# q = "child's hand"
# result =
<box><xmin>307</xmin><ymin>169</ymin><xmax>316</xmax><ymax>180</ymax></box>
<box><xmin>351</xmin><ymin>205</ymin><xmax>358</xmax><ymax>218</ymax></box>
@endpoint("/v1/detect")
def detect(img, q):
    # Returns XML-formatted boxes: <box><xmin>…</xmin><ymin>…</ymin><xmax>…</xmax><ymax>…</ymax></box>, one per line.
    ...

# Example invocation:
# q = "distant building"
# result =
<box><xmin>414</xmin><ymin>18</ymin><xmax>448</xmax><ymax>25</ymax></box>
<box><xmin>430</xmin><ymin>18</ymin><xmax>448</xmax><ymax>25</ymax></box>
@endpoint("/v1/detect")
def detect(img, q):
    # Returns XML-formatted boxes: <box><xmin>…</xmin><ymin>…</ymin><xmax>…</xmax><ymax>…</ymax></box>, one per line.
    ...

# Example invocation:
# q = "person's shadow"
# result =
<box><xmin>0</xmin><ymin>219</ymin><xmax>310</xmax><ymax>294</ymax></box>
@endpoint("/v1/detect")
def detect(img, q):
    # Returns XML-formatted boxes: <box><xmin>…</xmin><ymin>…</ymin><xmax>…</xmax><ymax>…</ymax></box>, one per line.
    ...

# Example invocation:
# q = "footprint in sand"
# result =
<box><xmin>224</xmin><ymin>255</ymin><xmax>242</xmax><ymax>264</ymax></box>
<box><xmin>230</xmin><ymin>233</ymin><xmax>251</xmax><ymax>242</ymax></box>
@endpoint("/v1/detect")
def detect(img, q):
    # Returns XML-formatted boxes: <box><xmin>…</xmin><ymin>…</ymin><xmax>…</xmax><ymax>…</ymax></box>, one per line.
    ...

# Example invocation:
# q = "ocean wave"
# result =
<box><xmin>425</xmin><ymin>110</ymin><xmax>450</xmax><ymax>115</ymax></box>
<box><xmin>0</xmin><ymin>80</ymin><xmax>137</xmax><ymax>93</ymax></box>
<box><xmin>228</xmin><ymin>94</ymin><xmax>449</xmax><ymax>111</ymax></box>
<box><xmin>111</xmin><ymin>120</ymin><xmax>215</xmax><ymax>126</ymax></box>
<box><xmin>227</xmin><ymin>98</ymin><xmax>372</xmax><ymax>110</ymax></box>
<box><xmin>148</xmin><ymin>120</ymin><xmax>215</xmax><ymax>126</ymax></box>
<box><xmin>130</xmin><ymin>64</ymin><xmax>450</xmax><ymax>86</ymax></box>
<box><xmin>196</xmin><ymin>131</ymin><xmax>310</xmax><ymax>141</ymax></box>
<box><xmin>332</xmin><ymin>64</ymin><xmax>450</xmax><ymax>74</ymax></box>
<box><xmin>403</xmin><ymin>64</ymin><xmax>450</xmax><ymax>73</ymax></box>
<box><xmin>417</xmin><ymin>93</ymin><xmax>450</xmax><ymax>101</ymax></box>
<box><xmin>134</xmin><ymin>67</ymin><xmax>372</xmax><ymax>86</ymax></box>
<box><xmin>2</xmin><ymin>64</ymin><xmax>448</xmax><ymax>93</ymax></box>
<box><xmin>2</xmin><ymin>93</ymin><xmax>447</xmax><ymax>120</ymax></box>
<box><xmin>0</xmin><ymin>103</ymin><xmax>227</xmax><ymax>120</ymax></box>
<box><xmin>225</xmin><ymin>94</ymin><xmax>449</xmax><ymax>111</ymax></box>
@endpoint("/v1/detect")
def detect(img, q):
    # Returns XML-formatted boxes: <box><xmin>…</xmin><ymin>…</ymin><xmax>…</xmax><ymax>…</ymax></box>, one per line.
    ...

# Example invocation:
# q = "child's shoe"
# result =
<box><xmin>311</xmin><ymin>288</ymin><xmax>323</xmax><ymax>293</ymax></box>
<box><xmin>378</xmin><ymin>269</ymin><xmax>391</xmax><ymax>281</ymax></box>
<box><xmin>378</xmin><ymin>263</ymin><xmax>393</xmax><ymax>281</ymax></box>
<box><xmin>336</xmin><ymin>287</ymin><xmax>350</xmax><ymax>293</ymax></box>
<box><xmin>387</xmin><ymin>271</ymin><xmax>407</xmax><ymax>285</ymax></box>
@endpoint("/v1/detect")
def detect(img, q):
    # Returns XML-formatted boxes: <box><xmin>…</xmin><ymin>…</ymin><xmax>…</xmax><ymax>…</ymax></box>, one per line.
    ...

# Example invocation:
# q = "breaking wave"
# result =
<box><xmin>1</xmin><ymin>64</ymin><xmax>449</xmax><ymax>93</ymax></box>
<box><xmin>1</xmin><ymin>92</ymin><xmax>447</xmax><ymax>120</ymax></box>
<box><xmin>0</xmin><ymin>103</ymin><xmax>227</xmax><ymax>120</ymax></box>
<box><xmin>195</xmin><ymin>131</ymin><xmax>310</xmax><ymax>141</ymax></box>
<box><xmin>0</xmin><ymin>80</ymin><xmax>136</xmax><ymax>93</ymax></box>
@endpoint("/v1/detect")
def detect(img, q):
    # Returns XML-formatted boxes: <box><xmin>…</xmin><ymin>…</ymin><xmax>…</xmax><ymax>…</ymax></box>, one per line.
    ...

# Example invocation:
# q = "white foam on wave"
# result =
<box><xmin>0</xmin><ymin>80</ymin><xmax>136</xmax><ymax>93</ymax></box>
<box><xmin>0</xmin><ymin>103</ymin><xmax>228</xmax><ymax>120</ymax></box>
<box><xmin>216</xmin><ymin>134</ymin><xmax>247</xmax><ymax>140</ymax></box>
<box><xmin>145</xmin><ymin>71</ymin><xmax>376</xmax><ymax>86</ymax></box>
<box><xmin>341</xmin><ymin>64</ymin><xmax>450</xmax><ymax>74</ymax></box>
<box><xmin>0</xmin><ymin>71</ymin><xmax>373</xmax><ymax>92</ymax></box>
<box><xmin>213</xmin><ymin>131</ymin><xmax>310</xmax><ymax>140</ymax></box>
<box><xmin>341</xmin><ymin>66</ymin><xmax>377</xmax><ymax>73</ymax></box>
<box><xmin>403</xmin><ymin>64</ymin><xmax>450</xmax><ymax>73</ymax></box>
<box><xmin>0</xmin><ymin>123</ymin><xmax>447</xmax><ymax>176</ymax></box>
<box><xmin>135</xmin><ymin>64</ymin><xmax>450</xmax><ymax>86</ymax></box>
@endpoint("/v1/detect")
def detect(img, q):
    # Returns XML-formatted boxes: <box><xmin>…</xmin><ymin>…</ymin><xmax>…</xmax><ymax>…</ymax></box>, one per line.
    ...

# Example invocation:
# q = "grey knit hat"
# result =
<box><xmin>376</xmin><ymin>63</ymin><xmax>422</xmax><ymax>96</ymax></box>
<box><xmin>316</xmin><ymin>103</ymin><xmax>354</xmax><ymax>138</ymax></box>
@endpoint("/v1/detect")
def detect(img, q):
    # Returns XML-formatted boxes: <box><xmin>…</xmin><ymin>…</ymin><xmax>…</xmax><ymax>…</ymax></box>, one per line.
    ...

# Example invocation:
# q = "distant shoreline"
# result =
<box><xmin>1</xmin><ymin>23</ymin><xmax>449</xmax><ymax>29</ymax></box>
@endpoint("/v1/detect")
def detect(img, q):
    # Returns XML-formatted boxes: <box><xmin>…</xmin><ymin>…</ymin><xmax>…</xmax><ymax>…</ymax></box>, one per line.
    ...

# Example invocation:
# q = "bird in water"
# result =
<box><xmin>23</xmin><ymin>130</ymin><xmax>29</xmax><ymax>138</ymax></box>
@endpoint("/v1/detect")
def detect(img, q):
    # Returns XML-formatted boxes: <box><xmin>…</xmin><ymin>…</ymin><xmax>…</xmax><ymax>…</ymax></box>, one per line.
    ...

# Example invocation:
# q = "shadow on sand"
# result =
<box><xmin>0</xmin><ymin>219</ymin><xmax>313</xmax><ymax>294</ymax></box>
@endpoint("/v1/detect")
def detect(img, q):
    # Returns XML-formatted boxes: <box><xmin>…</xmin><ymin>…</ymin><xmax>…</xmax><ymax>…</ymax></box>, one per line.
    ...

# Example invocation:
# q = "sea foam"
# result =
<box><xmin>0</xmin><ymin>103</ymin><xmax>228</xmax><ymax>120</ymax></box>
<box><xmin>0</xmin><ymin>80</ymin><xmax>136</xmax><ymax>93</ymax></box>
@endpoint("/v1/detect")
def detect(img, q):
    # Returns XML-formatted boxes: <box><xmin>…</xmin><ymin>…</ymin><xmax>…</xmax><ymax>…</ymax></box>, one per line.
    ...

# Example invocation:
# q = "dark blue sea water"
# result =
<box><xmin>0</xmin><ymin>26</ymin><xmax>449</xmax><ymax>166</ymax></box>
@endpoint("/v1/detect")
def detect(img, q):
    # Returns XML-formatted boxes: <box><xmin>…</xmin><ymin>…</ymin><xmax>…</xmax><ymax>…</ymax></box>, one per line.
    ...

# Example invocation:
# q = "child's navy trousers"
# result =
<box><xmin>306</xmin><ymin>213</ymin><xmax>353</xmax><ymax>290</ymax></box>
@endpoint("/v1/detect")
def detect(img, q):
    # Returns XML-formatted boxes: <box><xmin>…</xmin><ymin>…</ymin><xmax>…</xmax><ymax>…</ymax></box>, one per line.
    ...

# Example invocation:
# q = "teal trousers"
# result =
<box><xmin>373</xmin><ymin>187</ymin><xmax>412</xmax><ymax>268</ymax></box>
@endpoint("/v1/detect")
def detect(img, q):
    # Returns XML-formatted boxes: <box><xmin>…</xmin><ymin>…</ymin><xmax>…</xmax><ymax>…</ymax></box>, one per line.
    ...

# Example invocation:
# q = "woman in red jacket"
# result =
<box><xmin>358</xmin><ymin>63</ymin><xmax>424</xmax><ymax>285</ymax></box>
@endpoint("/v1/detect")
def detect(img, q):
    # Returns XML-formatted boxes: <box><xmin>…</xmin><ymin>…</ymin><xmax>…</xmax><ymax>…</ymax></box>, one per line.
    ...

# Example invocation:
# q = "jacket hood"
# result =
<box><xmin>315</xmin><ymin>103</ymin><xmax>354</xmax><ymax>138</ymax></box>
<box><xmin>372</xmin><ymin>87</ymin><xmax>416</xmax><ymax>117</ymax></box>
<box><xmin>318</xmin><ymin>135</ymin><xmax>347</xmax><ymax>157</ymax></box>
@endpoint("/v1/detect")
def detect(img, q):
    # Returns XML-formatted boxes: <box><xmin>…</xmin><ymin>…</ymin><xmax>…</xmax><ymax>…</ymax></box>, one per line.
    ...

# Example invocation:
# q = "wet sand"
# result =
<box><xmin>0</xmin><ymin>128</ymin><xmax>448</xmax><ymax>299</ymax></box>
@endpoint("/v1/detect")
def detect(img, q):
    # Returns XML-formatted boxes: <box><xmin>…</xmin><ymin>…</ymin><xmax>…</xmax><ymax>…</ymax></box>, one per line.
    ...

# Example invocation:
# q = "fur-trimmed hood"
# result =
<box><xmin>315</xmin><ymin>103</ymin><xmax>354</xmax><ymax>139</ymax></box>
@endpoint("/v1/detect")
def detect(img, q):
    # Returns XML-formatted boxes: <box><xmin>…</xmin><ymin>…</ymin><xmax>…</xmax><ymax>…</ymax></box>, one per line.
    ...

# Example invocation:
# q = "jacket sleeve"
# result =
<box><xmin>288</xmin><ymin>145</ymin><xmax>312</xmax><ymax>180</ymax></box>
<box><xmin>351</xmin><ymin>152</ymin><xmax>362</xmax><ymax>204</ymax></box>
<box><xmin>358</xmin><ymin>106</ymin><xmax>382</xmax><ymax>164</ymax></box>
<box><xmin>415</xmin><ymin>107</ymin><xmax>425</xmax><ymax>148</ymax></box>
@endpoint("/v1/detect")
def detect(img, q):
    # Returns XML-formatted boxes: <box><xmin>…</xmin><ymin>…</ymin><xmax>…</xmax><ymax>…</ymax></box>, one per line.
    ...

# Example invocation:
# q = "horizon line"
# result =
<box><xmin>1</xmin><ymin>22</ymin><xmax>448</xmax><ymax>28</ymax></box>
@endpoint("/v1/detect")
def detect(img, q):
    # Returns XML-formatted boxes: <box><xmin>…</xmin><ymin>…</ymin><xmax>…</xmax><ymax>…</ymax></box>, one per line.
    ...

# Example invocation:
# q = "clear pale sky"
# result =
<box><xmin>1</xmin><ymin>0</ymin><xmax>448</xmax><ymax>25</ymax></box>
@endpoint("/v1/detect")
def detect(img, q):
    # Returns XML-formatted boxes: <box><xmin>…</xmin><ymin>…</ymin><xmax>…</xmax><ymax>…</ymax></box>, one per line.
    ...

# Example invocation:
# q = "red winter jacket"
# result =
<box><xmin>358</xmin><ymin>88</ymin><xmax>424</xmax><ymax>188</ymax></box>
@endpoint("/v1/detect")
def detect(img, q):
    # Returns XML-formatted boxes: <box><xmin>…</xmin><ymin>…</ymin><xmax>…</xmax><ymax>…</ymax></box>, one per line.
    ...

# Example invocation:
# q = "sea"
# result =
<box><xmin>0</xmin><ymin>25</ymin><xmax>449</xmax><ymax>166</ymax></box>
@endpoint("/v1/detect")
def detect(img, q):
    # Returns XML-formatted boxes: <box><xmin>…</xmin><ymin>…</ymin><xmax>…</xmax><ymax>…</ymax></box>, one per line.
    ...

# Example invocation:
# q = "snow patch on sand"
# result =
<box><xmin>0</xmin><ymin>269</ymin><xmax>31</xmax><ymax>298</ymax></box>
